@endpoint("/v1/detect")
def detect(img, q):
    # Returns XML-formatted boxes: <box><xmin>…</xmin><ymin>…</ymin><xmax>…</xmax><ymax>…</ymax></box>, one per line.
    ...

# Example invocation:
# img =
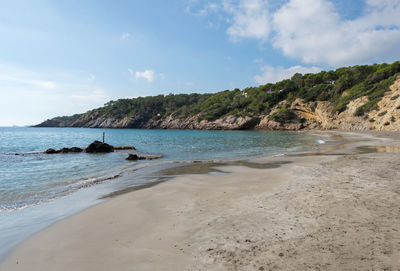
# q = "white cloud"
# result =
<box><xmin>135</xmin><ymin>70</ymin><xmax>155</xmax><ymax>82</ymax></box>
<box><xmin>120</xmin><ymin>32</ymin><xmax>131</xmax><ymax>40</ymax></box>
<box><xmin>223</xmin><ymin>0</ymin><xmax>270</xmax><ymax>41</ymax></box>
<box><xmin>194</xmin><ymin>0</ymin><xmax>400</xmax><ymax>66</ymax></box>
<box><xmin>272</xmin><ymin>0</ymin><xmax>400</xmax><ymax>66</ymax></box>
<box><xmin>254</xmin><ymin>65</ymin><xmax>322</xmax><ymax>84</ymax></box>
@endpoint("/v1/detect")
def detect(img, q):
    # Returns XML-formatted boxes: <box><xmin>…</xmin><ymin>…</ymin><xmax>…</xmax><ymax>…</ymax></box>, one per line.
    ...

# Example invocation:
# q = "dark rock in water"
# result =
<box><xmin>126</xmin><ymin>154</ymin><xmax>138</xmax><ymax>160</ymax></box>
<box><xmin>126</xmin><ymin>154</ymin><xmax>145</xmax><ymax>161</ymax></box>
<box><xmin>45</xmin><ymin>147</ymin><xmax>83</xmax><ymax>154</ymax></box>
<box><xmin>44</xmin><ymin>148</ymin><xmax>59</xmax><ymax>154</ymax></box>
<box><xmin>69</xmin><ymin>147</ymin><xmax>83</xmax><ymax>153</ymax></box>
<box><xmin>58</xmin><ymin>148</ymin><xmax>70</xmax><ymax>153</ymax></box>
<box><xmin>114</xmin><ymin>145</ymin><xmax>136</xmax><ymax>150</ymax></box>
<box><xmin>85</xmin><ymin>141</ymin><xmax>114</xmax><ymax>153</ymax></box>
<box><xmin>126</xmin><ymin>153</ymin><xmax>163</xmax><ymax>161</ymax></box>
<box><xmin>59</xmin><ymin>147</ymin><xmax>83</xmax><ymax>153</ymax></box>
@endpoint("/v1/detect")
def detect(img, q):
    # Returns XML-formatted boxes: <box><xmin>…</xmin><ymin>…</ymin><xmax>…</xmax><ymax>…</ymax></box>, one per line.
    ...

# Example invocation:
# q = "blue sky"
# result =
<box><xmin>0</xmin><ymin>0</ymin><xmax>399</xmax><ymax>126</ymax></box>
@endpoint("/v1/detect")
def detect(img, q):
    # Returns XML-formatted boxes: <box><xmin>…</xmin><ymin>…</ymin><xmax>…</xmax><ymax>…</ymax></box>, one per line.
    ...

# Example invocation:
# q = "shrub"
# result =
<box><xmin>354</xmin><ymin>98</ymin><xmax>380</xmax><ymax>116</ymax></box>
<box><xmin>391</xmin><ymin>94</ymin><xmax>399</xmax><ymax>100</ymax></box>
<box><xmin>269</xmin><ymin>107</ymin><xmax>297</xmax><ymax>123</ymax></box>
<box><xmin>378</xmin><ymin>110</ymin><xmax>388</xmax><ymax>117</ymax></box>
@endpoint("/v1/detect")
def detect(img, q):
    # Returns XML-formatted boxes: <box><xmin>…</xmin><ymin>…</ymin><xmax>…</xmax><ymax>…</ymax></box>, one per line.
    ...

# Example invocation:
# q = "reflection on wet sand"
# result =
<box><xmin>101</xmin><ymin>160</ymin><xmax>292</xmax><ymax>199</ymax></box>
<box><xmin>292</xmin><ymin>144</ymin><xmax>400</xmax><ymax>157</ymax></box>
<box><xmin>100</xmin><ymin>179</ymin><xmax>167</xmax><ymax>199</ymax></box>
<box><xmin>101</xmin><ymin>139</ymin><xmax>400</xmax><ymax>200</ymax></box>
<box><xmin>356</xmin><ymin>145</ymin><xmax>400</xmax><ymax>154</ymax></box>
<box><xmin>160</xmin><ymin>160</ymin><xmax>292</xmax><ymax>176</ymax></box>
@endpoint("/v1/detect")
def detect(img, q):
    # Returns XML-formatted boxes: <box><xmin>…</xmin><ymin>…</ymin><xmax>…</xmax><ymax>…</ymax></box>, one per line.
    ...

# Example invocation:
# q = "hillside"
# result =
<box><xmin>36</xmin><ymin>62</ymin><xmax>400</xmax><ymax>131</ymax></box>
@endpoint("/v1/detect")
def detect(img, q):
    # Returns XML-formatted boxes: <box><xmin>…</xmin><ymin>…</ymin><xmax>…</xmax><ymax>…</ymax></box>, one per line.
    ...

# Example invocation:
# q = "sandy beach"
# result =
<box><xmin>1</xmin><ymin>131</ymin><xmax>399</xmax><ymax>271</ymax></box>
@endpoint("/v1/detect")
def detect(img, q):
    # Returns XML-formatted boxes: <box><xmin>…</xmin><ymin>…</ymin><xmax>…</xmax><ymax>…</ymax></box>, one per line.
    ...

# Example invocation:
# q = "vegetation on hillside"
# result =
<box><xmin>59</xmin><ymin>61</ymin><xmax>400</xmax><ymax>123</ymax></box>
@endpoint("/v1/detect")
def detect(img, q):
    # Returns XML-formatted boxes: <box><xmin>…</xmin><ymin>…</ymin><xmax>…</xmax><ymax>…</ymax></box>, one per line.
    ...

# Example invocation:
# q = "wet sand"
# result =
<box><xmin>1</xmin><ymin>131</ymin><xmax>399</xmax><ymax>271</ymax></box>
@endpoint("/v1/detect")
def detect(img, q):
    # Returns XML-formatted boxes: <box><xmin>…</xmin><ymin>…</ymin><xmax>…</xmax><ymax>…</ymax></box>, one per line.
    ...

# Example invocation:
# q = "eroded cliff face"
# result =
<box><xmin>37</xmin><ymin>77</ymin><xmax>400</xmax><ymax>131</ymax></box>
<box><xmin>369</xmin><ymin>78</ymin><xmax>400</xmax><ymax>130</ymax></box>
<box><xmin>143</xmin><ymin>115</ymin><xmax>260</xmax><ymax>130</ymax></box>
<box><xmin>256</xmin><ymin>77</ymin><xmax>400</xmax><ymax>131</ymax></box>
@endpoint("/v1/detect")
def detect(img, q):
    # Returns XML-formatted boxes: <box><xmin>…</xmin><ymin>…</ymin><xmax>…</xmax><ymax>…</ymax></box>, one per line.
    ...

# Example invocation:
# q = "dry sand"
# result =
<box><xmin>1</xmin><ymin>131</ymin><xmax>399</xmax><ymax>271</ymax></box>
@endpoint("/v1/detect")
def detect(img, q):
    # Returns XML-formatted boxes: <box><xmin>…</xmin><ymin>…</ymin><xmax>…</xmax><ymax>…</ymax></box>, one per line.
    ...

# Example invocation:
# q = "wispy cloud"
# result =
<box><xmin>200</xmin><ymin>2</ymin><xmax>219</xmax><ymax>15</ymax></box>
<box><xmin>185</xmin><ymin>1</ymin><xmax>219</xmax><ymax>15</ymax></box>
<box><xmin>0</xmin><ymin>75</ymin><xmax>56</xmax><ymax>90</ymax></box>
<box><xmin>70</xmin><ymin>89</ymin><xmax>107</xmax><ymax>103</ymax></box>
<box><xmin>0</xmin><ymin>63</ymin><xmax>109</xmax><ymax>126</ymax></box>
<box><xmin>87</xmin><ymin>74</ymin><xmax>96</xmax><ymax>82</ymax></box>
<box><xmin>135</xmin><ymin>70</ymin><xmax>155</xmax><ymax>82</ymax></box>
<box><xmin>120</xmin><ymin>32</ymin><xmax>131</xmax><ymax>40</ymax></box>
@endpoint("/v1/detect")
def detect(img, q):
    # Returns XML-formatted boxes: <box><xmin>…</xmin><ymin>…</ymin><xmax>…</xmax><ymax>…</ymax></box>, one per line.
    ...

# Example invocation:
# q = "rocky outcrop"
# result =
<box><xmin>44</xmin><ymin>142</ymin><xmax>113</xmax><ymax>154</ymax></box>
<box><xmin>144</xmin><ymin>115</ymin><xmax>260</xmax><ymax>130</ymax></box>
<box><xmin>369</xmin><ymin>78</ymin><xmax>400</xmax><ymax>131</ymax></box>
<box><xmin>125</xmin><ymin>153</ymin><xmax>163</xmax><ymax>161</ymax></box>
<box><xmin>36</xmin><ymin>78</ymin><xmax>400</xmax><ymax>131</ymax></box>
<box><xmin>85</xmin><ymin>141</ymin><xmax>114</xmax><ymax>153</ymax></box>
<box><xmin>37</xmin><ymin>110</ymin><xmax>261</xmax><ymax>130</ymax></box>
<box><xmin>126</xmin><ymin>154</ymin><xmax>145</xmax><ymax>161</ymax></box>
<box><xmin>44</xmin><ymin>148</ymin><xmax>59</xmax><ymax>154</ymax></box>
<box><xmin>114</xmin><ymin>145</ymin><xmax>136</xmax><ymax>150</ymax></box>
<box><xmin>256</xmin><ymin>77</ymin><xmax>400</xmax><ymax>131</ymax></box>
<box><xmin>59</xmin><ymin>147</ymin><xmax>84</xmax><ymax>153</ymax></box>
<box><xmin>43</xmin><ymin>142</ymin><xmax>162</xmax><ymax>161</ymax></box>
<box><xmin>44</xmin><ymin>147</ymin><xmax>83</xmax><ymax>154</ymax></box>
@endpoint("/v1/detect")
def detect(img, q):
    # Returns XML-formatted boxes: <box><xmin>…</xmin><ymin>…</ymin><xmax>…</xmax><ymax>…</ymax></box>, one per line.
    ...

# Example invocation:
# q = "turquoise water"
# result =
<box><xmin>0</xmin><ymin>127</ymin><xmax>322</xmax><ymax>211</ymax></box>
<box><xmin>0</xmin><ymin>127</ymin><xmax>326</xmax><ymax>260</ymax></box>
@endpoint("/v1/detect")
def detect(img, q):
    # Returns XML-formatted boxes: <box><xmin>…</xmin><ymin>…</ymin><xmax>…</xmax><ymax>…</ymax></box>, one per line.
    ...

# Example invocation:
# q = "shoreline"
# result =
<box><xmin>1</xmin><ymin>131</ymin><xmax>399</xmax><ymax>270</ymax></box>
<box><xmin>0</xmin><ymin>129</ymin><xmax>322</xmax><ymax>263</ymax></box>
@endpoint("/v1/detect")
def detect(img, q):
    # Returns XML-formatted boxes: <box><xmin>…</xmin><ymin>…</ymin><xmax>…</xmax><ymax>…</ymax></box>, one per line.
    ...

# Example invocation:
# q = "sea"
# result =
<box><xmin>0</xmin><ymin>127</ymin><xmax>329</xmax><ymax>260</ymax></box>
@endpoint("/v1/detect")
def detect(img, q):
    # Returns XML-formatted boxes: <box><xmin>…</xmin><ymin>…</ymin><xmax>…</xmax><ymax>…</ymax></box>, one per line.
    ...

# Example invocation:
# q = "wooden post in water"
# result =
<box><xmin>102</xmin><ymin>132</ymin><xmax>105</xmax><ymax>143</ymax></box>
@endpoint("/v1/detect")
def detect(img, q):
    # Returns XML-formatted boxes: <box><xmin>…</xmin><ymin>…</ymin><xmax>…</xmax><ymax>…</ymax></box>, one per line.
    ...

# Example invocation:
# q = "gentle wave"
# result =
<box><xmin>0</xmin><ymin>128</ymin><xmax>327</xmax><ymax>212</ymax></box>
<box><xmin>0</xmin><ymin>172</ymin><xmax>123</xmax><ymax>212</ymax></box>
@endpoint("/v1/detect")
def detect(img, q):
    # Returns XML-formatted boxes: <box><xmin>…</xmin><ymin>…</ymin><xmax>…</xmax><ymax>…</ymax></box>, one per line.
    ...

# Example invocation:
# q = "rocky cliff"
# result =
<box><xmin>36</xmin><ymin>77</ymin><xmax>400</xmax><ymax>131</ymax></box>
<box><xmin>255</xmin><ymin>77</ymin><xmax>400</xmax><ymax>131</ymax></box>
